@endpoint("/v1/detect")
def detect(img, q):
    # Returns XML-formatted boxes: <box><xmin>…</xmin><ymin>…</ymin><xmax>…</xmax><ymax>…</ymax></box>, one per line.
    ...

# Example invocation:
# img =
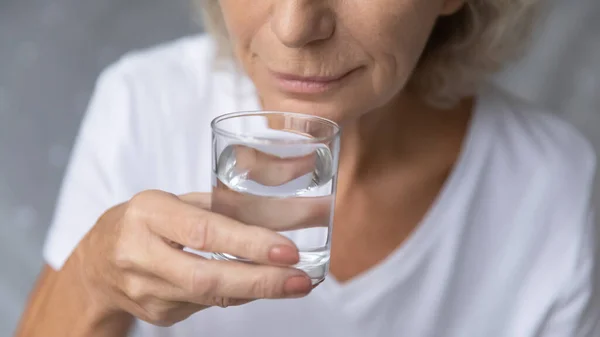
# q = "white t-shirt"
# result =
<box><xmin>44</xmin><ymin>35</ymin><xmax>599</xmax><ymax>337</ymax></box>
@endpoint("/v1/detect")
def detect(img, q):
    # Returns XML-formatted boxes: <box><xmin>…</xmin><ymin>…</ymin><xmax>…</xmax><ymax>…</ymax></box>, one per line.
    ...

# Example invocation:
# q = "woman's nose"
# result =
<box><xmin>271</xmin><ymin>0</ymin><xmax>335</xmax><ymax>48</ymax></box>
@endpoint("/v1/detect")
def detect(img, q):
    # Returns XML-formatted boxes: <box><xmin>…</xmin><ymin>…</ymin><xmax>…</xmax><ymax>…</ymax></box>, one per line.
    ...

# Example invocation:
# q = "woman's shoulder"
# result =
<box><xmin>73</xmin><ymin>34</ymin><xmax>238</xmax><ymax>194</ymax></box>
<box><xmin>94</xmin><ymin>35</ymin><xmax>222</xmax><ymax>110</ymax></box>
<box><xmin>105</xmin><ymin>34</ymin><xmax>219</xmax><ymax>82</ymax></box>
<box><xmin>89</xmin><ymin>33</ymin><xmax>242</xmax><ymax>138</ymax></box>
<box><xmin>480</xmin><ymin>84</ymin><xmax>596</xmax><ymax>187</ymax></box>
<box><xmin>474</xmin><ymin>85</ymin><xmax>596</xmax><ymax>245</ymax></box>
<box><xmin>470</xmin><ymin>87</ymin><xmax>597</xmax><ymax>300</ymax></box>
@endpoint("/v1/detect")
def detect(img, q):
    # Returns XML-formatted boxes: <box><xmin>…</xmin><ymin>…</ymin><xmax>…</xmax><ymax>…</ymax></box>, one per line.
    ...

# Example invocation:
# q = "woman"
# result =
<box><xmin>16</xmin><ymin>0</ymin><xmax>599</xmax><ymax>336</ymax></box>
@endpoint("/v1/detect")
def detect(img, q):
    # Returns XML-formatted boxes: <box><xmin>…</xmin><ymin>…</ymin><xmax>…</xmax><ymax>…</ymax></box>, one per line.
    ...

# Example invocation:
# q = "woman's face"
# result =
<box><xmin>218</xmin><ymin>0</ymin><xmax>463</xmax><ymax>123</ymax></box>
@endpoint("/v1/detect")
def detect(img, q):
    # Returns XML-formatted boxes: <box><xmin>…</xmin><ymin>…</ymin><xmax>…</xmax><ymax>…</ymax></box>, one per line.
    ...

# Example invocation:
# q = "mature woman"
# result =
<box><xmin>16</xmin><ymin>0</ymin><xmax>598</xmax><ymax>336</ymax></box>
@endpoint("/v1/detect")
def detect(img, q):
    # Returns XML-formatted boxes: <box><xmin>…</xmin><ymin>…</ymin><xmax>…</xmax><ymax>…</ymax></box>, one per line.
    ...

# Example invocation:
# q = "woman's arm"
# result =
<box><xmin>15</xmin><ymin>264</ymin><xmax>133</xmax><ymax>337</ymax></box>
<box><xmin>16</xmin><ymin>64</ymin><xmax>138</xmax><ymax>337</ymax></box>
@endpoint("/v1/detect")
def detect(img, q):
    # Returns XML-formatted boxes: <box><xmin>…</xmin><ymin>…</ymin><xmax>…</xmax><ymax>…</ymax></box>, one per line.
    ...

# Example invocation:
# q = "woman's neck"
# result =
<box><xmin>336</xmin><ymin>92</ymin><xmax>474</xmax><ymax>202</ymax></box>
<box><xmin>328</xmin><ymin>93</ymin><xmax>474</xmax><ymax>282</ymax></box>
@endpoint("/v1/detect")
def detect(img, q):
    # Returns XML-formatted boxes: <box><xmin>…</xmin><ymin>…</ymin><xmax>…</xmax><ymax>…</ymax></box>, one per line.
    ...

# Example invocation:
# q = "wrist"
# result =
<box><xmin>65</xmin><ymin>245</ymin><xmax>133</xmax><ymax>331</ymax></box>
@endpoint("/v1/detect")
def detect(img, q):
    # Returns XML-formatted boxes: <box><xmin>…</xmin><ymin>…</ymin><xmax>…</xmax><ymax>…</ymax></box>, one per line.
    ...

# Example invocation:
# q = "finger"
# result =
<box><xmin>211</xmin><ymin>184</ymin><xmax>332</xmax><ymax>231</ymax></box>
<box><xmin>164</xmin><ymin>299</ymin><xmax>251</xmax><ymax>317</ymax></box>
<box><xmin>119</xmin><ymin>274</ymin><xmax>211</xmax><ymax>326</ymax></box>
<box><xmin>218</xmin><ymin>144</ymin><xmax>319</xmax><ymax>186</ymax></box>
<box><xmin>179</xmin><ymin>192</ymin><xmax>212</xmax><ymax>209</ymax></box>
<box><xmin>160</xmin><ymin>193</ymin><xmax>212</xmax><ymax>249</ymax></box>
<box><xmin>178</xmin><ymin>192</ymin><xmax>330</xmax><ymax>231</ymax></box>
<box><xmin>133</xmin><ymin>191</ymin><xmax>300</xmax><ymax>265</ymax></box>
<box><xmin>149</xmin><ymin>245</ymin><xmax>313</xmax><ymax>301</ymax></box>
<box><xmin>150</xmin><ymin>302</ymin><xmax>209</xmax><ymax>326</ymax></box>
<box><xmin>117</xmin><ymin>246</ymin><xmax>252</xmax><ymax>313</ymax></box>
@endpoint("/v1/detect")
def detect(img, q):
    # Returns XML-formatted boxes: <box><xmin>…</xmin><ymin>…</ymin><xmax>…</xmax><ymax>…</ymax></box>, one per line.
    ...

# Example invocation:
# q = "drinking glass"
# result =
<box><xmin>211</xmin><ymin>111</ymin><xmax>341</xmax><ymax>284</ymax></box>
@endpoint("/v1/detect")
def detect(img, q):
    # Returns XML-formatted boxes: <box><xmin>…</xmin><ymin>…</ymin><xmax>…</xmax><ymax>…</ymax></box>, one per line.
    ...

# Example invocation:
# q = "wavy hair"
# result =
<box><xmin>196</xmin><ymin>0</ymin><xmax>540</xmax><ymax>107</ymax></box>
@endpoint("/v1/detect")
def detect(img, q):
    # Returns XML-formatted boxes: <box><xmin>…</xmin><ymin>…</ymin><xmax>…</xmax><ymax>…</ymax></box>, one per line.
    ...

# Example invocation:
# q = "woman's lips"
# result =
<box><xmin>269</xmin><ymin>69</ymin><xmax>357</xmax><ymax>94</ymax></box>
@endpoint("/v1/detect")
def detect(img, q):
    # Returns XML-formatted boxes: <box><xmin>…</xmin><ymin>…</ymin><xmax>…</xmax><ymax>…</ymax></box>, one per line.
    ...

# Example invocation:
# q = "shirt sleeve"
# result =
<box><xmin>43</xmin><ymin>63</ymin><xmax>144</xmax><ymax>270</ymax></box>
<box><xmin>538</xmin><ymin>210</ymin><xmax>600</xmax><ymax>337</ymax></box>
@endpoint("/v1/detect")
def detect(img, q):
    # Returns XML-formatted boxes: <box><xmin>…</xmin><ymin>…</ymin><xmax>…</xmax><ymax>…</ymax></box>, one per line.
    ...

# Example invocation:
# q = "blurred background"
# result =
<box><xmin>0</xmin><ymin>0</ymin><xmax>599</xmax><ymax>335</ymax></box>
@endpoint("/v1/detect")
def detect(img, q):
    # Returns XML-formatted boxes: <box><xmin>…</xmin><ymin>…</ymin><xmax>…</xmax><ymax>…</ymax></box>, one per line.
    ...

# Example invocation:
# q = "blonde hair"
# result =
<box><xmin>196</xmin><ymin>0</ymin><xmax>540</xmax><ymax>107</ymax></box>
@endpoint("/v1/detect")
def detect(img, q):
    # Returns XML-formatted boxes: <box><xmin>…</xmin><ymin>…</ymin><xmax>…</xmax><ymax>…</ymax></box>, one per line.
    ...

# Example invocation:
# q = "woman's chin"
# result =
<box><xmin>259</xmin><ymin>96</ymin><xmax>362</xmax><ymax>124</ymax></box>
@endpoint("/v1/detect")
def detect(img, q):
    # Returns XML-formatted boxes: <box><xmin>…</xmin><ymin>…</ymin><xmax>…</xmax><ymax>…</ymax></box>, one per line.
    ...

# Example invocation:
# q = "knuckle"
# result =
<box><xmin>226</xmin><ymin>233</ymin><xmax>252</xmax><ymax>257</ymax></box>
<box><xmin>129</xmin><ymin>190</ymin><xmax>172</xmax><ymax>213</ymax></box>
<box><xmin>229</xmin><ymin>227</ymin><xmax>257</xmax><ymax>253</ymax></box>
<box><xmin>224</xmin><ymin>298</ymin><xmax>247</xmax><ymax>307</ymax></box>
<box><xmin>122</xmin><ymin>203</ymin><xmax>139</xmax><ymax>224</ymax></box>
<box><xmin>210</xmin><ymin>296</ymin><xmax>236</xmax><ymax>309</ymax></box>
<box><xmin>152</xmin><ymin>319</ymin><xmax>176</xmax><ymax>328</ymax></box>
<box><xmin>129</xmin><ymin>190</ymin><xmax>154</xmax><ymax>208</ymax></box>
<box><xmin>113</xmin><ymin>246</ymin><xmax>136</xmax><ymax>271</ymax></box>
<box><xmin>249</xmin><ymin>275</ymin><xmax>279</xmax><ymax>298</ymax></box>
<box><xmin>143</xmin><ymin>304</ymin><xmax>171</xmax><ymax>326</ymax></box>
<box><xmin>241</xmin><ymin>236</ymin><xmax>265</xmax><ymax>259</ymax></box>
<box><xmin>190</xmin><ymin>265</ymin><xmax>219</xmax><ymax>298</ymax></box>
<box><xmin>238</xmin><ymin>241</ymin><xmax>255</xmax><ymax>259</ymax></box>
<box><xmin>132</xmin><ymin>189</ymin><xmax>162</xmax><ymax>201</ymax></box>
<box><xmin>123</xmin><ymin>277</ymin><xmax>150</xmax><ymax>303</ymax></box>
<box><xmin>187</xmin><ymin>213</ymin><xmax>211</xmax><ymax>250</ymax></box>
<box><xmin>125</xmin><ymin>190</ymin><xmax>177</xmax><ymax>230</ymax></box>
<box><xmin>123</xmin><ymin>200</ymin><xmax>144</xmax><ymax>224</ymax></box>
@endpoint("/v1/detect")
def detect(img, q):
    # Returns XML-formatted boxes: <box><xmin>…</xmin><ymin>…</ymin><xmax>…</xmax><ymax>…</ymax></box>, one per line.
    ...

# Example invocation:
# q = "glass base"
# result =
<box><xmin>212</xmin><ymin>252</ymin><xmax>329</xmax><ymax>285</ymax></box>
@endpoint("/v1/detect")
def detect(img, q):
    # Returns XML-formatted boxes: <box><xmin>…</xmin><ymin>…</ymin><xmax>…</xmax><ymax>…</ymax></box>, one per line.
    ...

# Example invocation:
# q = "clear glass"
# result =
<box><xmin>211</xmin><ymin>111</ymin><xmax>341</xmax><ymax>284</ymax></box>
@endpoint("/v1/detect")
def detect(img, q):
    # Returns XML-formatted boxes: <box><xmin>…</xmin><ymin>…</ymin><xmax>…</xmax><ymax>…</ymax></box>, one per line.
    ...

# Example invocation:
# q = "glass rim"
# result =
<box><xmin>211</xmin><ymin>110</ymin><xmax>342</xmax><ymax>144</ymax></box>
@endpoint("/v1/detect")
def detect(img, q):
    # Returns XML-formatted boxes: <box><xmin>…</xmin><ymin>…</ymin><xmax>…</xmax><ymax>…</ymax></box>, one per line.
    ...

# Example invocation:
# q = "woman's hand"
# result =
<box><xmin>74</xmin><ymin>190</ymin><xmax>313</xmax><ymax>327</ymax></box>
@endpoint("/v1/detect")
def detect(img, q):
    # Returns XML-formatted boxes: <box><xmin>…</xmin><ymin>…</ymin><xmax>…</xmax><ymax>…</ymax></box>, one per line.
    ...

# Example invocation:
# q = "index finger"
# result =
<box><xmin>133</xmin><ymin>191</ymin><xmax>300</xmax><ymax>265</ymax></box>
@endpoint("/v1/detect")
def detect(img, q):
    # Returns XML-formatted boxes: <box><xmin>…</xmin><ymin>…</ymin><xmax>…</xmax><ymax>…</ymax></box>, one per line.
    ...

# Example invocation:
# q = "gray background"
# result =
<box><xmin>0</xmin><ymin>0</ymin><xmax>599</xmax><ymax>335</ymax></box>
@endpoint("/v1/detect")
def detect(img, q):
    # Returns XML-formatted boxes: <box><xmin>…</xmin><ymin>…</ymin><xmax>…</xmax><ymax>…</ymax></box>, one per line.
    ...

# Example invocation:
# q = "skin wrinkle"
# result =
<box><xmin>220</xmin><ymin>0</ymin><xmax>445</xmax><ymax>123</ymax></box>
<box><xmin>203</xmin><ymin>0</ymin><xmax>539</xmax><ymax>107</ymax></box>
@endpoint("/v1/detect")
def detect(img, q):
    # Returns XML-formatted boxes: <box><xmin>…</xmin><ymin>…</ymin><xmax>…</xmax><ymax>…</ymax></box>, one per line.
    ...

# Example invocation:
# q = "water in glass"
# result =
<box><xmin>210</xmin><ymin>112</ymin><xmax>340</xmax><ymax>284</ymax></box>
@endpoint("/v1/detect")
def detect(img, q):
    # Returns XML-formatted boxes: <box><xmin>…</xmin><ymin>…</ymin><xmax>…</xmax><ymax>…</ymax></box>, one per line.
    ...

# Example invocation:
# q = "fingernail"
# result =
<box><xmin>268</xmin><ymin>245</ymin><xmax>299</xmax><ymax>265</ymax></box>
<box><xmin>283</xmin><ymin>275</ymin><xmax>312</xmax><ymax>297</ymax></box>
